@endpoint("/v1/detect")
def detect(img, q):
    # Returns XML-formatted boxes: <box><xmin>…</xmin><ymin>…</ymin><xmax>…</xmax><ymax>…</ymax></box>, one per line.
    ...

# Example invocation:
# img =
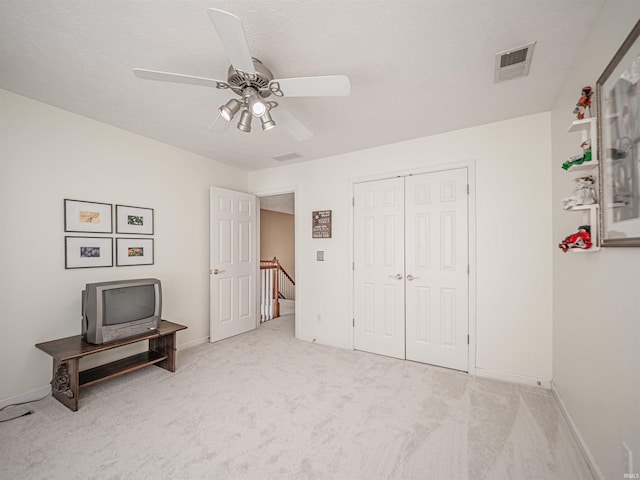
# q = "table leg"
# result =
<box><xmin>149</xmin><ymin>332</ymin><xmax>177</xmax><ymax>372</ymax></box>
<box><xmin>51</xmin><ymin>358</ymin><xmax>79</xmax><ymax>411</ymax></box>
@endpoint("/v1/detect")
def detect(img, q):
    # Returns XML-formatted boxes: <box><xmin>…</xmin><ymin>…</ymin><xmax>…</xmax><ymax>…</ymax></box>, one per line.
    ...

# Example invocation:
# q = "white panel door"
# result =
<box><xmin>353</xmin><ymin>177</ymin><xmax>405</xmax><ymax>359</ymax></box>
<box><xmin>405</xmin><ymin>169</ymin><xmax>468</xmax><ymax>371</ymax></box>
<box><xmin>210</xmin><ymin>187</ymin><xmax>257</xmax><ymax>342</ymax></box>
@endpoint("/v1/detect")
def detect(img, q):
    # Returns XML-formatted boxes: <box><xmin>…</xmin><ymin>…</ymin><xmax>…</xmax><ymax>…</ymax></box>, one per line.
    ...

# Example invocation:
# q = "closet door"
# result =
<box><xmin>405</xmin><ymin>169</ymin><xmax>469</xmax><ymax>371</ymax></box>
<box><xmin>353</xmin><ymin>177</ymin><xmax>405</xmax><ymax>359</ymax></box>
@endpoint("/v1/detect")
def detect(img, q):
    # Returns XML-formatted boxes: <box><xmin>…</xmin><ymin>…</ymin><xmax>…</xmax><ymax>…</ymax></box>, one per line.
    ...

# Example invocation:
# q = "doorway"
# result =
<box><xmin>352</xmin><ymin>167</ymin><xmax>471</xmax><ymax>372</ymax></box>
<box><xmin>258</xmin><ymin>192</ymin><xmax>296</xmax><ymax>326</ymax></box>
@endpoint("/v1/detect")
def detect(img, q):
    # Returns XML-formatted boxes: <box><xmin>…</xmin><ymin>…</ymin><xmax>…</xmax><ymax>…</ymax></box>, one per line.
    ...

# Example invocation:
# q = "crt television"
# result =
<box><xmin>82</xmin><ymin>278</ymin><xmax>162</xmax><ymax>344</ymax></box>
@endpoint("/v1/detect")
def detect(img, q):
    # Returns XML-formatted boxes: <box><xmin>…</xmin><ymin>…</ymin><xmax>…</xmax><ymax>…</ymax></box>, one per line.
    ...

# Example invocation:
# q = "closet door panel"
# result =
<box><xmin>353</xmin><ymin>177</ymin><xmax>405</xmax><ymax>359</ymax></box>
<box><xmin>405</xmin><ymin>169</ymin><xmax>469</xmax><ymax>371</ymax></box>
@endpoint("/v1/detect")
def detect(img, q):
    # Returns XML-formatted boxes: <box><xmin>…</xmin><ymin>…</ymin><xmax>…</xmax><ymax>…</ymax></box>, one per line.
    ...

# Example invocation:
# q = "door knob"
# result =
<box><xmin>388</xmin><ymin>273</ymin><xmax>403</xmax><ymax>280</ymax></box>
<box><xmin>212</xmin><ymin>269</ymin><xmax>225</xmax><ymax>275</ymax></box>
<box><xmin>407</xmin><ymin>274</ymin><xmax>419</xmax><ymax>281</ymax></box>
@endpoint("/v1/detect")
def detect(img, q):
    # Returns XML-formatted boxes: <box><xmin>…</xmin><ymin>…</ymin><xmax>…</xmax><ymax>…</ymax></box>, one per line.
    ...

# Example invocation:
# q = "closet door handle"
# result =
<box><xmin>389</xmin><ymin>273</ymin><xmax>403</xmax><ymax>280</ymax></box>
<box><xmin>407</xmin><ymin>274</ymin><xmax>419</xmax><ymax>281</ymax></box>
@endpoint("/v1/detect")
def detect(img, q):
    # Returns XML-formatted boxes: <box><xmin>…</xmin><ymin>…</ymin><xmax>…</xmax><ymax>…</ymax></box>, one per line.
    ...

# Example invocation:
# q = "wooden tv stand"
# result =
<box><xmin>35</xmin><ymin>320</ymin><xmax>187</xmax><ymax>411</ymax></box>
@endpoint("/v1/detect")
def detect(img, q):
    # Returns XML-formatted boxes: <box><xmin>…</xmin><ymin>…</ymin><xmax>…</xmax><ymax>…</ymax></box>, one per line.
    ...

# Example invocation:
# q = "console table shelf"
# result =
<box><xmin>36</xmin><ymin>320</ymin><xmax>187</xmax><ymax>411</ymax></box>
<box><xmin>79</xmin><ymin>350</ymin><xmax>167</xmax><ymax>388</ymax></box>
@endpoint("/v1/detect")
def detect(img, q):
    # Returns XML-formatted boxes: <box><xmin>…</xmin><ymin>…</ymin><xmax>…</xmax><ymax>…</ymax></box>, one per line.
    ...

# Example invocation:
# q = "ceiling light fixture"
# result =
<box><xmin>260</xmin><ymin>109</ymin><xmax>276</xmax><ymax>131</ymax></box>
<box><xmin>237</xmin><ymin>109</ymin><xmax>252</xmax><ymax>132</ymax></box>
<box><xmin>244</xmin><ymin>88</ymin><xmax>267</xmax><ymax>117</ymax></box>
<box><xmin>218</xmin><ymin>98</ymin><xmax>241</xmax><ymax>121</ymax></box>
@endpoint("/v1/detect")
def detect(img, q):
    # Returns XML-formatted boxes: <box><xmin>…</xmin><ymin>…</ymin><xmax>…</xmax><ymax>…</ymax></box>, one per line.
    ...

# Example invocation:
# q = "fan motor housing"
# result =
<box><xmin>227</xmin><ymin>58</ymin><xmax>273</xmax><ymax>98</ymax></box>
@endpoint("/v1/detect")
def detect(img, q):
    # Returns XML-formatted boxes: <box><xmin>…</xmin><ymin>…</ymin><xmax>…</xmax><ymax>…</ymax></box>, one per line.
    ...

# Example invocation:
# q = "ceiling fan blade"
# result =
<box><xmin>272</xmin><ymin>107</ymin><xmax>313</xmax><ymax>142</ymax></box>
<box><xmin>270</xmin><ymin>75</ymin><xmax>351</xmax><ymax>97</ymax></box>
<box><xmin>133</xmin><ymin>68</ymin><xmax>228</xmax><ymax>89</ymax></box>
<box><xmin>207</xmin><ymin>8</ymin><xmax>255</xmax><ymax>75</ymax></box>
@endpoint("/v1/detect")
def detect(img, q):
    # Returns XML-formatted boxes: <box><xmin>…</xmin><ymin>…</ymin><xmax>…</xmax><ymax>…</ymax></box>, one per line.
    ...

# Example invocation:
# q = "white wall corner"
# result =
<box><xmin>551</xmin><ymin>380</ymin><xmax>604</xmax><ymax>480</ymax></box>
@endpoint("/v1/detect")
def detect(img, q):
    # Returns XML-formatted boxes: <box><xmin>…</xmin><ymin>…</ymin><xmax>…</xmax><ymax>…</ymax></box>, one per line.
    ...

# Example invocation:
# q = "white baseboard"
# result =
<box><xmin>475</xmin><ymin>367</ymin><xmax>551</xmax><ymax>389</ymax></box>
<box><xmin>551</xmin><ymin>381</ymin><xmax>604</xmax><ymax>480</ymax></box>
<box><xmin>297</xmin><ymin>333</ymin><xmax>351</xmax><ymax>350</ymax></box>
<box><xmin>0</xmin><ymin>384</ymin><xmax>51</xmax><ymax>410</ymax></box>
<box><xmin>178</xmin><ymin>335</ymin><xmax>210</xmax><ymax>350</ymax></box>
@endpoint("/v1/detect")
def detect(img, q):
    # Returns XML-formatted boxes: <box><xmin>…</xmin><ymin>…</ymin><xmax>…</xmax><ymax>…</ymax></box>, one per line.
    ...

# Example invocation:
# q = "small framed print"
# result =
<box><xmin>312</xmin><ymin>210</ymin><xmax>332</xmax><ymax>238</ymax></box>
<box><xmin>64</xmin><ymin>199</ymin><xmax>112</xmax><ymax>233</ymax></box>
<box><xmin>65</xmin><ymin>236</ymin><xmax>113</xmax><ymax>269</ymax></box>
<box><xmin>116</xmin><ymin>205</ymin><xmax>154</xmax><ymax>235</ymax></box>
<box><xmin>116</xmin><ymin>238</ymin><xmax>154</xmax><ymax>266</ymax></box>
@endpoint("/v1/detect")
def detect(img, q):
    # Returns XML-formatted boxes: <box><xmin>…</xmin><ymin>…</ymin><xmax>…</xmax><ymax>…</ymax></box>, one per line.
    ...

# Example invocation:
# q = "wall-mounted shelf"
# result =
<box><xmin>566</xmin><ymin>117</ymin><xmax>597</xmax><ymax>134</ymax></box>
<box><xmin>565</xmin><ymin>161</ymin><xmax>598</xmax><ymax>172</ymax></box>
<box><xmin>567</xmin><ymin>204</ymin><xmax>600</xmax><ymax>252</ymax></box>
<box><xmin>561</xmin><ymin>117</ymin><xmax>600</xmax><ymax>252</ymax></box>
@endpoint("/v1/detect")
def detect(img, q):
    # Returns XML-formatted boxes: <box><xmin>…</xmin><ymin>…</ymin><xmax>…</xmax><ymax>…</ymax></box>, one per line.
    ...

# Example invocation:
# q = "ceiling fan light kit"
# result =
<box><xmin>260</xmin><ymin>110</ymin><xmax>276</xmax><ymax>131</ymax></box>
<box><xmin>245</xmin><ymin>88</ymin><xmax>267</xmax><ymax>117</ymax></box>
<box><xmin>219</xmin><ymin>86</ymin><xmax>272</xmax><ymax>133</ymax></box>
<box><xmin>219</xmin><ymin>98</ymin><xmax>241</xmax><ymax>122</ymax></box>
<box><xmin>237</xmin><ymin>109</ymin><xmax>253</xmax><ymax>133</ymax></box>
<box><xmin>132</xmin><ymin>8</ymin><xmax>351</xmax><ymax>141</ymax></box>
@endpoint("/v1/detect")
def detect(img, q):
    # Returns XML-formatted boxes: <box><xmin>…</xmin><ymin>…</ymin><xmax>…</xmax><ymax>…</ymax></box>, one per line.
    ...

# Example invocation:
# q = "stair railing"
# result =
<box><xmin>260</xmin><ymin>257</ymin><xmax>295</xmax><ymax>322</ymax></box>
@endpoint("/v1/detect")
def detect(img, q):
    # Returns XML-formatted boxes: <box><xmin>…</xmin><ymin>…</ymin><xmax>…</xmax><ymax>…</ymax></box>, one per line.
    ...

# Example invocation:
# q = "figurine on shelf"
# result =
<box><xmin>573</xmin><ymin>86</ymin><xmax>593</xmax><ymax>119</ymax></box>
<box><xmin>562</xmin><ymin>175</ymin><xmax>598</xmax><ymax>209</ymax></box>
<box><xmin>558</xmin><ymin>225</ymin><xmax>592</xmax><ymax>252</ymax></box>
<box><xmin>562</xmin><ymin>140</ymin><xmax>592</xmax><ymax>170</ymax></box>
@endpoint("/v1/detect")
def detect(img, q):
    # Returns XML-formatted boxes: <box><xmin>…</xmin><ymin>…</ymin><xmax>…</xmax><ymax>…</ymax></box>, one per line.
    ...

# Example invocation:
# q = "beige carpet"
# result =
<box><xmin>1</xmin><ymin>315</ymin><xmax>593</xmax><ymax>480</ymax></box>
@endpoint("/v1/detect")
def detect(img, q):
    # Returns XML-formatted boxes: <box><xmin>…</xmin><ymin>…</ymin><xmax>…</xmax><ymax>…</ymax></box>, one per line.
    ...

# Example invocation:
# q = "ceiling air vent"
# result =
<box><xmin>494</xmin><ymin>42</ymin><xmax>536</xmax><ymax>83</ymax></box>
<box><xmin>273</xmin><ymin>152</ymin><xmax>303</xmax><ymax>162</ymax></box>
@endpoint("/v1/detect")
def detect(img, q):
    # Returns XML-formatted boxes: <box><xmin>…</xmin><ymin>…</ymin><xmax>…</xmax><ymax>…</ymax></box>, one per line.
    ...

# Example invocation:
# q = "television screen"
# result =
<box><xmin>104</xmin><ymin>285</ymin><xmax>156</xmax><ymax>326</ymax></box>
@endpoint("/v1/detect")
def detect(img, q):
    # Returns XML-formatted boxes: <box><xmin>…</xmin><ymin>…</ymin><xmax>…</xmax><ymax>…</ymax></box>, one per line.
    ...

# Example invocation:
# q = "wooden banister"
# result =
<box><xmin>260</xmin><ymin>257</ymin><xmax>295</xmax><ymax>322</ymax></box>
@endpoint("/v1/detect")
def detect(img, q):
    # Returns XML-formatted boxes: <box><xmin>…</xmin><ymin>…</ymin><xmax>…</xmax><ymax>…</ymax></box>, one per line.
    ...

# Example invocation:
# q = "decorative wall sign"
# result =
<box><xmin>116</xmin><ymin>205</ymin><xmax>154</xmax><ymax>235</ymax></box>
<box><xmin>65</xmin><ymin>236</ymin><xmax>113</xmax><ymax>269</ymax></box>
<box><xmin>116</xmin><ymin>237</ymin><xmax>154</xmax><ymax>266</ymax></box>
<box><xmin>64</xmin><ymin>199</ymin><xmax>112</xmax><ymax>233</ymax></box>
<box><xmin>598</xmin><ymin>20</ymin><xmax>640</xmax><ymax>246</ymax></box>
<box><xmin>312</xmin><ymin>210</ymin><xmax>332</xmax><ymax>238</ymax></box>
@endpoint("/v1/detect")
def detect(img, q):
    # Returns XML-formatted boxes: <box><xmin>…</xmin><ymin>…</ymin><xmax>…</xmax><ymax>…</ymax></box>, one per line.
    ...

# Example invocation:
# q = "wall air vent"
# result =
<box><xmin>494</xmin><ymin>42</ymin><xmax>536</xmax><ymax>83</ymax></box>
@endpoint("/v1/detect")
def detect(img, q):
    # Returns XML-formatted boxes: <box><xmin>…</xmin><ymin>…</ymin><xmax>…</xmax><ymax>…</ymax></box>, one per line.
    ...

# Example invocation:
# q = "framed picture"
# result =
<box><xmin>116</xmin><ymin>205</ymin><xmax>154</xmax><ymax>235</ymax></box>
<box><xmin>116</xmin><ymin>238</ymin><xmax>154</xmax><ymax>266</ymax></box>
<box><xmin>597</xmin><ymin>20</ymin><xmax>640</xmax><ymax>246</ymax></box>
<box><xmin>65</xmin><ymin>236</ymin><xmax>113</xmax><ymax>269</ymax></box>
<box><xmin>312</xmin><ymin>210</ymin><xmax>332</xmax><ymax>238</ymax></box>
<box><xmin>64</xmin><ymin>199</ymin><xmax>112</xmax><ymax>233</ymax></box>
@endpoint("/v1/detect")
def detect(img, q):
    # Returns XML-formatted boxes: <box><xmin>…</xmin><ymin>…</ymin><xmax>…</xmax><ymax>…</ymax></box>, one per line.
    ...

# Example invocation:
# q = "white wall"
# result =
<box><xmin>249</xmin><ymin>112</ymin><xmax>553</xmax><ymax>383</ymax></box>
<box><xmin>0</xmin><ymin>89</ymin><xmax>247</xmax><ymax>405</ymax></box>
<box><xmin>551</xmin><ymin>3</ymin><xmax>640</xmax><ymax>479</ymax></box>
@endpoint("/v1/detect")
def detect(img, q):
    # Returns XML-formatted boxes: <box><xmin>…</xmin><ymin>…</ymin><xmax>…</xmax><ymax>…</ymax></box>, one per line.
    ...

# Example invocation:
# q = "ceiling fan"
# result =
<box><xmin>133</xmin><ymin>8</ymin><xmax>351</xmax><ymax>141</ymax></box>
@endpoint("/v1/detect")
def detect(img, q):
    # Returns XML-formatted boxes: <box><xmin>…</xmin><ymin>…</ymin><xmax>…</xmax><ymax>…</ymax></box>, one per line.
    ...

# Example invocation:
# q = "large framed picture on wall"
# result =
<box><xmin>597</xmin><ymin>20</ymin><xmax>640</xmax><ymax>246</ymax></box>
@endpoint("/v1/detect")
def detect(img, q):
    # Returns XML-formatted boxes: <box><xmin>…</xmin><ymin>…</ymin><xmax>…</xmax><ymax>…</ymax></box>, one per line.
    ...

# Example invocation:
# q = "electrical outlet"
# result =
<box><xmin>316</xmin><ymin>314</ymin><xmax>322</xmax><ymax>323</ymax></box>
<box><xmin>623</xmin><ymin>442</ymin><xmax>633</xmax><ymax>474</ymax></box>
<box><xmin>317</xmin><ymin>251</ymin><xmax>324</xmax><ymax>261</ymax></box>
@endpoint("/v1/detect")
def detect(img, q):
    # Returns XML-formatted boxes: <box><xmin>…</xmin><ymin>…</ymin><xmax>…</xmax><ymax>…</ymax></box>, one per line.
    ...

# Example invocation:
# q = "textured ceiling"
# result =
<box><xmin>0</xmin><ymin>1</ymin><xmax>605</xmax><ymax>171</ymax></box>
<box><xmin>260</xmin><ymin>193</ymin><xmax>295</xmax><ymax>215</ymax></box>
